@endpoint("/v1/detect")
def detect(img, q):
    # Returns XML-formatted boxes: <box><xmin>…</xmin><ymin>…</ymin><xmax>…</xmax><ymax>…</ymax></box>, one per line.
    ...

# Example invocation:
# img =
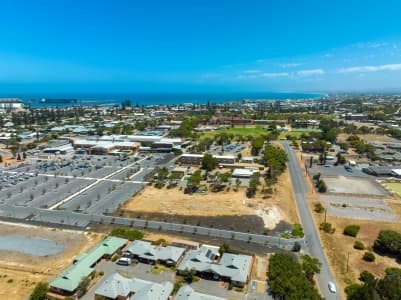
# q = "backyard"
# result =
<box><xmin>0</xmin><ymin>222</ymin><xmax>104</xmax><ymax>300</ymax></box>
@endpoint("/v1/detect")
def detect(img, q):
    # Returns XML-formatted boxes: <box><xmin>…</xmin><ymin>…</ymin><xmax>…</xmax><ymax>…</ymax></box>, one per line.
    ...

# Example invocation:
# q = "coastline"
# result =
<box><xmin>11</xmin><ymin>92</ymin><xmax>326</xmax><ymax>107</ymax></box>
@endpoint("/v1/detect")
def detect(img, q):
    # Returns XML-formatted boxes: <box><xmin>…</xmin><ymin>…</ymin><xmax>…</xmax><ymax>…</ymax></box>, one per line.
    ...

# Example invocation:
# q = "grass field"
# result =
<box><xmin>278</xmin><ymin>131</ymin><xmax>304</xmax><ymax>139</ymax></box>
<box><xmin>383</xmin><ymin>182</ymin><xmax>401</xmax><ymax>197</ymax></box>
<box><xmin>200</xmin><ymin>126</ymin><xmax>269</xmax><ymax>140</ymax></box>
<box><xmin>291</xmin><ymin>128</ymin><xmax>322</xmax><ymax>133</ymax></box>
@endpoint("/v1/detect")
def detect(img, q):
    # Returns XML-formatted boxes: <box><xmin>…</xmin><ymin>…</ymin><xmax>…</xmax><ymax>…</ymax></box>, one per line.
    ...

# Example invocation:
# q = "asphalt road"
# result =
<box><xmin>281</xmin><ymin>141</ymin><xmax>340</xmax><ymax>300</ymax></box>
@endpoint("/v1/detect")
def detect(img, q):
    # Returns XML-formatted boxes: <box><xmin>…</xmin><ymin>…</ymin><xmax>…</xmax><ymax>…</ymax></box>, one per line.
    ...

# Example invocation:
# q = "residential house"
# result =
<box><xmin>175</xmin><ymin>285</ymin><xmax>226</xmax><ymax>300</ymax></box>
<box><xmin>124</xmin><ymin>240</ymin><xmax>185</xmax><ymax>266</ymax></box>
<box><xmin>49</xmin><ymin>236</ymin><xmax>127</xmax><ymax>296</ymax></box>
<box><xmin>94</xmin><ymin>273</ymin><xmax>173</xmax><ymax>300</ymax></box>
<box><xmin>177</xmin><ymin>245</ymin><xmax>253</xmax><ymax>287</ymax></box>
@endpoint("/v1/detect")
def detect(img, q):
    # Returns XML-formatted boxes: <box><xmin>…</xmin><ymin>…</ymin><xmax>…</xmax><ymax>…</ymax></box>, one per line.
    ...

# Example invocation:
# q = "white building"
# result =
<box><xmin>0</xmin><ymin>98</ymin><xmax>23</xmax><ymax>110</ymax></box>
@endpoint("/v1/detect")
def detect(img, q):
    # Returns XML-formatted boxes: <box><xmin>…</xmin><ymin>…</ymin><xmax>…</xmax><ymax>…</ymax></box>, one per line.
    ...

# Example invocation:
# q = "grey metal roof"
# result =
<box><xmin>95</xmin><ymin>273</ymin><xmax>173</xmax><ymax>300</ymax></box>
<box><xmin>125</xmin><ymin>240</ymin><xmax>185</xmax><ymax>263</ymax></box>
<box><xmin>177</xmin><ymin>246</ymin><xmax>252</xmax><ymax>284</ymax></box>
<box><xmin>175</xmin><ymin>285</ymin><xmax>226</xmax><ymax>300</ymax></box>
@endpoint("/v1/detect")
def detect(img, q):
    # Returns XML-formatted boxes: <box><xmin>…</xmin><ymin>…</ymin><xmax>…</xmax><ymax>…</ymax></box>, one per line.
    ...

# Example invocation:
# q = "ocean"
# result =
<box><xmin>15</xmin><ymin>92</ymin><xmax>326</xmax><ymax>107</ymax></box>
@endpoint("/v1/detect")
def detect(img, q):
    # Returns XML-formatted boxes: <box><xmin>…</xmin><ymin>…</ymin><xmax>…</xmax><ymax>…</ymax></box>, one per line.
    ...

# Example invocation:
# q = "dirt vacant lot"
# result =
<box><xmin>337</xmin><ymin>133</ymin><xmax>399</xmax><ymax>143</ymax></box>
<box><xmin>323</xmin><ymin>176</ymin><xmax>387</xmax><ymax>196</ymax></box>
<box><xmin>0</xmin><ymin>222</ymin><xmax>104</xmax><ymax>300</ymax></box>
<box><xmin>118</xmin><ymin>169</ymin><xmax>299</xmax><ymax>234</ymax></box>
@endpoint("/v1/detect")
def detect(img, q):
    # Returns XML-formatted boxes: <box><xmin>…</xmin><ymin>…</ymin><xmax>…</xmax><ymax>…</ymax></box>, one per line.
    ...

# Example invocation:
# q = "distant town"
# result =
<box><xmin>0</xmin><ymin>94</ymin><xmax>400</xmax><ymax>300</ymax></box>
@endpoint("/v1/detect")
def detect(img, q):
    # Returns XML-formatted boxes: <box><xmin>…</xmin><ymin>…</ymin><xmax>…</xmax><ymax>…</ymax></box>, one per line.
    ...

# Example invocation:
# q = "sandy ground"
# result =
<box><xmin>308</xmin><ymin>200</ymin><xmax>401</xmax><ymax>300</ymax></box>
<box><xmin>119</xmin><ymin>167</ymin><xmax>299</xmax><ymax>233</ymax></box>
<box><xmin>337</xmin><ymin>133</ymin><xmax>399</xmax><ymax>143</ymax></box>
<box><xmin>0</xmin><ymin>222</ymin><xmax>104</xmax><ymax>300</ymax></box>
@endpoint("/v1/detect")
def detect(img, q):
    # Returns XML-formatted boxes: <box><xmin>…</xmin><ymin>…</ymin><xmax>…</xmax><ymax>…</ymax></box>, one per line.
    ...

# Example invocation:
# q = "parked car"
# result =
<box><xmin>116</xmin><ymin>257</ymin><xmax>132</xmax><ymax>266</ymax></box>
<box><xmin>328</xmin><ymin>281</ymin><xmax>337</xmax><ymax>293</ymax></box>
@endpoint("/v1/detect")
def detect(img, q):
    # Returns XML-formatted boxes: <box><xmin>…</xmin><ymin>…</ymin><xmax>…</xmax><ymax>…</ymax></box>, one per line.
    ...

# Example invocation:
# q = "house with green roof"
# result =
<box><xmin>49</xmin><ymin>236</ymin><xmax>128</xmax><ymax>296</ymax></box>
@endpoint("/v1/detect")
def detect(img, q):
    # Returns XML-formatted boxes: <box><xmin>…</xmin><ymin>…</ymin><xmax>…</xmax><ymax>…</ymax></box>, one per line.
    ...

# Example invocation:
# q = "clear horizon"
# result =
<box><xmin>1</xmin><ymin>0</ymin><xmax>401</xmax><ymax>93</ymax></box>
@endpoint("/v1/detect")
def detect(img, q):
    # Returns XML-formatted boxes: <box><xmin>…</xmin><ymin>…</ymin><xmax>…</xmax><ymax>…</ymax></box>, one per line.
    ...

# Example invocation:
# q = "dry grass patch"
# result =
<box><xmin>337</xmin><ymin>133</ymin><xmax>399</xmax><ymax>143</ymax></box>
<box><xmin>308</xmin><ymin>201</ymin><xmax>401</xmax><ymax>299</ymax></box>
<box><xmin>0</xmin><ymin>222</ymin><xmax>104</xmax><ymax>300</ymax></box>
<box><xmin>119</xmin><ymin>167</ymin><xmax>298</xmax><ymax>231</ymax></box>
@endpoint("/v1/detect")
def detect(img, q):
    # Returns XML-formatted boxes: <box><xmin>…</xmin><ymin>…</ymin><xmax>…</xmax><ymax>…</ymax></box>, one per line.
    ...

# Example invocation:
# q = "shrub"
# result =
<box><xmin>111</xmin><ymin>254</ymin><xmax>119</xmax><ymax>262</ymax></box>
<box><xmin>154</xmin><ymin>238</ymin><xmax>167</xmax><ymax>246</ymax></box>
<box><xmin>362</xmin><ymin>252</ymin><xmax>375</xmax><ymax>262</ymax></box>
<box><xmin>354</xmin><ymin>241</ymin><xmax>365</xmax><ymax>250</ymax></box>
<box><xmin>359</xmin><ymin>271</ymin><xmax>375</xmax><ymax>283</ymax></box>
<box><xmin>110</xmin><ymin>228</ymin><xmax>144</xmax><ymax>240</ymax></box>
<box><xmin>280</xmin><ymin>233</ymin><xmax>290</xmax><ymax>239</ymax></box>
<box><xmin>314</xmin><ymin>203</ymin><xmax>325</xmax><ymax>213</ymax></box>
<box><xmin>317</xmin><ymin>180</ymin><xmax>327</xmax><ymax>193</ymax></box>
<box><xmin>292</xmin><ymin>241</ymin><xmax>301</xmax><ymax>252</ymax></box>
<box><xmin>292</xmin><ymin>224</ymin><xmax>304</xmax><ymax>238</ymax></box>
<box><xmin>319</xmin><ymin>222</ymin><xmax>335</xmax><ymax>234</ymax></box>
<box><xmin>30</xmin><ymin>282</ymin><xmax>49</xmax><ymax>300</ymax></box>
<box><xmin>343</xmin><ymin>225</ymin><xmax>360</xmax><ymax>237</ymax></box>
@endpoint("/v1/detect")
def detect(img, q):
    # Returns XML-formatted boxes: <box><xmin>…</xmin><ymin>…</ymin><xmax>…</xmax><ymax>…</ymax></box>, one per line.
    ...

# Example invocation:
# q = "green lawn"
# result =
<box><xmin>291</xmin><ymin>128</ymin><xmax>322</xmax><ymax>133</ymax></box>
<box><xmin>278</xmin><ymin>131</ymin><xmax>304</xmax><ymax>139</ymax></box>
<box><xmin>200</xmin><ymin>126</ymin><xmax>269</xmax><ymax>140</ymax></box>
<box><xmin>383</xmin><ymin>182</ymin><xmax>401</xmax><ymax>197</ymax></box>
<box><xmin>151</xmin><ymin>264</ymin><xmax>175</xmax><ymax>274</ymax></box>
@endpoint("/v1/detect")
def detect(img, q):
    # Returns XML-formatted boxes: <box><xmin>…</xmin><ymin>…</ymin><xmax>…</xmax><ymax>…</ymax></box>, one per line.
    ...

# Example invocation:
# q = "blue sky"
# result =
<box><xmin>1</xmin><ymin>0</ymin><xmax>401</xmax><ymax>93</ymax></box>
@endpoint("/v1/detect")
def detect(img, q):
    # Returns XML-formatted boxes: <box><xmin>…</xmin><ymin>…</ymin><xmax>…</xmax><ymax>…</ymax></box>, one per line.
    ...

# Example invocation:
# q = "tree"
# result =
<box><xmin>30</xmin><ymin>282</ymin><xmax>49</xmax><ymax>300</ymax></box>
<box><xmin>317</xmin><ymin>179</ymin><xmax>327</xmax><ymax>193</ymax></box>
<box><xmin>301</xmin><ymin>254</ymin><xmax>322</xmax><ymax>282</ymax></box>
<box><xmin>235</xmin><ymin>178</ymin><xmax>241</xmax><ymax>191</ymax></box>
<box><xmin>183</xmin><ymin>268</ymin><xmax>196</xmax><ymax>283</ymax></box>
<box><xmin>251</xmin><ymin>136</ymin><xmax>264</xmax><ymax>156</ymax></box>
<box><xmin>336</xmin><ymin>152</ymin><xmax>346</xmax><ymax>165</ymax></box>
<box><xmin>77</xmin><ymin>276</ymin><xmax>91</xmax><ymax>296</ymax></box>
<box><xmin>263</xmin><ymin>145</ymin><xmax>288</xmax><ymax>179</ymax></box>
<box><xmin>186</xmin><ymin>170</ymin><xmax>201</xmax><ymax>193</ymax></box>
<box><xmin>373</xmin><ymin>230</ymin><xmax>401</xmax><ymax>259</ymax></box>
<box><xmin>346</xmin><ymin>270</ymin><xmax>401</xmax><ymax>300</ymax></box>
<box><xmin>201</xmin><ymin>153</ymin><xmax>218</xmax><ymax>171</ymax></box>
<box><xmin>359</xmin><ymin>271</ymin><xmax>375</xmax><ymax>284</ymax></box>
<box><xmin>247</xmin><ymin>178</ymin><xmax>259</xmax><ymax>198</ymax></box>
<box><xmin>292</xmin><ymin>241</ymin><xmax>301</xmax><ymax>252</ymax></box>
<box><xmin>219</xmin><ymin>242</ymin><xmax>234</xmax><ymax>255</ymax></box>
<box><xmin>268</xmin><ymin>254</ymin><xmax>323</xmax><ymax>300</ymax></box>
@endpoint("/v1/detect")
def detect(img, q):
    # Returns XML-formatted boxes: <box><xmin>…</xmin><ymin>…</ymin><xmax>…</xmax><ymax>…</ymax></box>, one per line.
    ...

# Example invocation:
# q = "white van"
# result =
<box><xmin>116</xmin><ymin>257</ymin><xmax>131</xmax><ymax>266</ymax></box>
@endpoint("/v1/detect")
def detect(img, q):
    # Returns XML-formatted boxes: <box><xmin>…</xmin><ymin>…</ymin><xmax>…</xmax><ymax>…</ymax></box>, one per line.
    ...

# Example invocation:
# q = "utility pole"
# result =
<box><xmin>346</xmin><ymin>251</ymin><xmax>350</xmax><ymax>273</ymax></box>
<box><xmin>324</xmin><ymin>208</ymin><xmax>327</xmax><ymax>223</ymax></box>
